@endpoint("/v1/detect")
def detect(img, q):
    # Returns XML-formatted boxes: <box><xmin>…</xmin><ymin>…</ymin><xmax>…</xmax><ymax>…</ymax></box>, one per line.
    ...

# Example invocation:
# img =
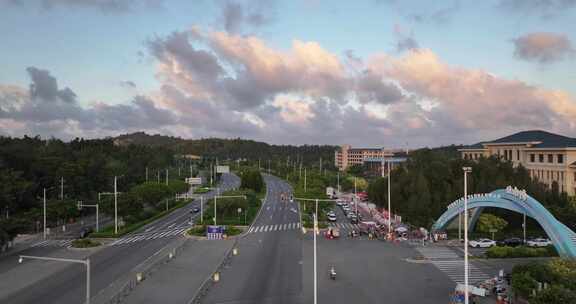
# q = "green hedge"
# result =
<box><xmin>485</xmin><ymin>245</ymin><xmax>557</xmax><ymax>258</ymax></box>
<box><xmin>187</xmin><ymin>225</ymin><xmax>207</xmax><ymax>236</ymax></box>
<box><xmin>71</xmin><ymin>238</ymin><xmax>101</xmax><ymax>248</ymax></box>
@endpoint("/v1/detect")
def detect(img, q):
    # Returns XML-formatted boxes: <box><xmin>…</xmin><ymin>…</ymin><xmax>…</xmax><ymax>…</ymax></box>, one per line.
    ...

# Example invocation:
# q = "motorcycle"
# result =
<box><xmin>329</xmin><ymin>266</ymin><xmax>337</xmax><ymax>280</ymax></box>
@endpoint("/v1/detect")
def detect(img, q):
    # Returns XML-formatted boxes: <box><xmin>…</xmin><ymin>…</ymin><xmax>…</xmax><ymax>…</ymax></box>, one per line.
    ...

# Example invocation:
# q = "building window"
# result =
<box><xmin>557</xmin><ymin>154</ymin><xmax>564</xmax><ymax>164</ymax></box>
<box><xmin>517</xmin><ymin>150</ymin><xmax>520</xmax><ymax>161</ymax></box>
<box><xmin>530</xmin><ymin>154</ymin><xmax>535</xmax><ymax>162</ymax></box>
<box><xmin>547</xmin><ymin>171</ymin><xmax>550</xmax><ymax>179</ymax></box>
<box><xmin>539</xmin><ymin>154</ymin><xmax>544</xmax><ymax>162</ymax></box>
<box><xmin>574</xmin><ymin>172</ymin><xmax>576</xmax><ymax>182</ymax></box>
<box><xmin>548</xmin><ymin>154</ymin><xmax>553</xmax><ymax>163</ymax></box>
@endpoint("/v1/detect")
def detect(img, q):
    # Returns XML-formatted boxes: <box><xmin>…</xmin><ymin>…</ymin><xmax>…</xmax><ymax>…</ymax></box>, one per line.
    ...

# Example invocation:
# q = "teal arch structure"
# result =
<box><xmin>431</xmin><ymin>187</ymin><xmax>576</xmax><ymax>258</ymax></box>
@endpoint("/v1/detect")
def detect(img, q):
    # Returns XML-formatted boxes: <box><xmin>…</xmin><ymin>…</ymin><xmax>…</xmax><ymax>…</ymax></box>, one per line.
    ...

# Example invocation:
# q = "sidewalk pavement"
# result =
<box><xmin>122</xmin><ymin>238</ymin><xmax>233</xmax><ymax>304</ymax></box>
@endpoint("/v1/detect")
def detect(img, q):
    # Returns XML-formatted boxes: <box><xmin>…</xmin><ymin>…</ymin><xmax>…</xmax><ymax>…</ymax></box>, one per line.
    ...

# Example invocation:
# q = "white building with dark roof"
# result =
<box><xmin>459</xmin><ymin>130</ymin><xmax>576</xmax><ymax>196</ymax></box>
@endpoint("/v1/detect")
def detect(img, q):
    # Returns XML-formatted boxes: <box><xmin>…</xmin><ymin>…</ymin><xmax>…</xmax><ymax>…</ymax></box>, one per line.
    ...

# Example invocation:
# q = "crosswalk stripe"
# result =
<box><xmin>297</xmin><ymin>222</ymin><xmax>300</xmax><ymax>228</ymax></box>
<box><xmin>248</xmin><ymin>227</ymin><xmax>254</xmax><ymax>233</ymax></box>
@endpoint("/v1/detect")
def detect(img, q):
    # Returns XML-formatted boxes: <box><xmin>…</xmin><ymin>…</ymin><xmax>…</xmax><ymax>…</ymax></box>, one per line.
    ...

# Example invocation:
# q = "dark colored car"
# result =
<box><xmin>192</xmin><ymin>207</ymin><xmax>200</xmax><ymax>213</ymax></box>
<box><xmin>79</xmin><ymin>227</ymin><xmax>93</xmax><ymax>239</ymax></box>
<box><xmin>497</xmin><ymin>237</ymin><xmax>524</xmax><ymax>247</ymax></box>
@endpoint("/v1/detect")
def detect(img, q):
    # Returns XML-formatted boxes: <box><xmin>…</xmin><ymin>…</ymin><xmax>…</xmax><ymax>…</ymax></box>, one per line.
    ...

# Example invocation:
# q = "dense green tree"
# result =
<box><xmin>477</xmin><ymin>214</ymin><xmax>508</xmax><ymax>237</ymax></box>
<box><xmin>240</xmin><ymin>169</ymin><xmax>264</xmax><ymax>193</ymax></box>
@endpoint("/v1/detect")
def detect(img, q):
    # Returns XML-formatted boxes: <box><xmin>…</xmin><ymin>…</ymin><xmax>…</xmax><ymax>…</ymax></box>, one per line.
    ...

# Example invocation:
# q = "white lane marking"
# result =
<box><xmin>145</xmin><ymin>226</ymin><xmax>155</xmax><ymax>232</ymax></box>
<box><xmin>248</xmin><ymin>227</ymin><xmax>254</xmax><ymax>233</ymax></box>
<box><xmin>297</xmin><ymin>222</ymin><xmax>300</xmax><ymax>228</ymax></box>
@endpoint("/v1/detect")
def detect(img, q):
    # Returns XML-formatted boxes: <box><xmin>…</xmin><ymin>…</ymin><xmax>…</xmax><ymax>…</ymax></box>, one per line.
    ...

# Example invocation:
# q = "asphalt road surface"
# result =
<box><xmin>201</xmin><ymin>174</ymin><xmax>302</xmax><ymax>304</ymax></box>
<box><xmin>0</xmin><ymin>173</ymin><xmax>239</xmax><ymax>304</ymax></box>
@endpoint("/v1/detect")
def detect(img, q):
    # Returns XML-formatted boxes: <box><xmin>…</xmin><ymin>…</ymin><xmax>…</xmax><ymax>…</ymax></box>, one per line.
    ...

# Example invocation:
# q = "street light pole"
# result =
<box><xmin>43</xmin><ymin>188</ymin><xmax>47</xmax><ymax>240</ymax></box>
<box><xmin>114</xmin><ymin>176</ymin><xmax>118</xmax><ymax>235</ymax></box>
<box><xmin>387</xmin><ymin>160</ymin><xmax>391</xmax><ymax>236</ymax></box>
<box><xmin>304</xmin><ymin>168</ymin><xmax>307</xmax><ymax>192</ymax></box>
<box><xmin>313</xmin><ymin>212</ymin><xmax>317</xmax><ymax>304</ymax></box>
<box><xmin>463</xmin><ymin>166</ymin><xmax>472</xmax><ymax>304</ymax></box>
<box><xmin>200</xmin><ymin>196</ymin><xmax>204</xmax><ymax>224</ymax></box>
<box><xmin>165</xmin><ymin>168</ymin><xmax>169</xmax><ymax>186</ymax></box>
<box><xmin>523</xmin><ymin>212</ymin><xmax>527</xmax><ymax>244</ymax></box>
<box><xmin>19</xmin><ymin>255</ymin><xmax>90</xmax><ymax>304</ymax></box>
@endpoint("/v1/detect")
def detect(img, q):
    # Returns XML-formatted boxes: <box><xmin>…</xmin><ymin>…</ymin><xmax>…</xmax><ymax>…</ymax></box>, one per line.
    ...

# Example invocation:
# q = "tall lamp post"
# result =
<box><xmin>42</xmin><ymin>186</ymin><xmax>57</xmax><ymax>240</ymax></box>
<box><xmin>98</xmin><ymin>176</ymin><xmax>122</xmax><ymax>234</ymax></box>
<box><xmin>463</xmin><ymin>166</ymin><xmax>472</xmax><ymax>304</ymax></box>
<box><xmin>294</xmin><ymin>197</ymin><xmax>338</xmax><ymax>304</ymax></box>
<box><xmin>19</xmin><ymin>255</ymin><xmax>90</xmax><ymax>304</ymax></box>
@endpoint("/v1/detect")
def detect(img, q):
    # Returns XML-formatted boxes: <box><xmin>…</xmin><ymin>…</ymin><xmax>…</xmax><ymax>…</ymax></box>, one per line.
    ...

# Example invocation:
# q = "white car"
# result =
<box><xmin>527</xmin><ymin>238</ymin><xmax>552</xmax><ymax>247</ymax></box>
<box><xmin>327</xmin><ymin>214</ymin><xmax>337</xmax><ymax>222</ymax></box>
<box><xmin>469</xmin><ymin>239</ymin><xmax>496</xmax><ymax>248</ymax></box>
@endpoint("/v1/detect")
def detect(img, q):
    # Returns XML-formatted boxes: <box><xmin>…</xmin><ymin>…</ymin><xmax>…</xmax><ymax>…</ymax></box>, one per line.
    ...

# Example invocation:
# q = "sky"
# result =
<box><xmin>0</xmin><ymin>0</ymin><xmax>575</xmax><ymax>148</ymax></box>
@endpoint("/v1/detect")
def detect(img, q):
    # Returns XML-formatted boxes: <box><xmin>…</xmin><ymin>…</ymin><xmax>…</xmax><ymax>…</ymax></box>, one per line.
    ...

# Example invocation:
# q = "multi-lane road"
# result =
<box><xmin>201</xmin><ymin>174</ymin><xmax>303</xmax><ymax>304</ymax></box>
<box><xmin>2</xmin><ymin>173</ymin><xmax>522</xmax><ymax>304</ymax></box>
<box><xmin>0</xmin><ymin>173</ymin><xmax>239</xmax><ymax>304</ymax></box>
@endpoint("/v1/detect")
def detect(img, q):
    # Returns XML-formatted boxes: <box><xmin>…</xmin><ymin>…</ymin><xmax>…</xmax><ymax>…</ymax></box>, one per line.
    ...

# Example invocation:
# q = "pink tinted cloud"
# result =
<box><xmin>513</xmin><ymin>32</ymin><xmax>575</xmax><ymax>63</ymax></box>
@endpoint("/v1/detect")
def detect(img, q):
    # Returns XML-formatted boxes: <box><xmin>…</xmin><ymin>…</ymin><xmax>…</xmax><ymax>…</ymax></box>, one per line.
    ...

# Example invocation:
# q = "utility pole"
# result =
<box><xmin>268</xmin><ymin>159</ymin><xmax>270</xmax><ymax>173</ymax></box>
<box><xmin>319</xmin><ymin>157</ymin><xmax>322</xmax><ymax>174</ymax></box>
<box><xmin>145</xmin><ymin>167</ymin><xmax>148</xmax><ymax>182</ymax></box>
<box><xmin>337</xmin><ymin>172</ymin><xmax>340</xmax><ymax>193</ymax></box>
<box><xmin>299</xmin><ymin>162</ymin><xmax>302</xmax><ymax>179</ymax></box>
<box><xmin>165</xmin><ymin>168</ymin><xmax>169</xmax><ymax>186</ymax></box>
<box><xmin>157</xmin><ymin>171</ymin><xmax>160</xmax><ymax>183</ymax></box>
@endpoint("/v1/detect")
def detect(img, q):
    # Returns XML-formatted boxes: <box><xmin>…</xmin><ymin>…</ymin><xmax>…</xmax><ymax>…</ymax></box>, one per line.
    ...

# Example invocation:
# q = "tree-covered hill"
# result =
<box><xmin>113</xmin><ymin>132</ymin><xmax>338</xmax><ymax>166</ymax></box>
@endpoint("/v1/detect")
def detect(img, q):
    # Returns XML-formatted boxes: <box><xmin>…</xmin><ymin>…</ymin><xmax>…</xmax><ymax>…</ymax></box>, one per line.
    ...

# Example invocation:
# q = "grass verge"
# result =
<box><xmin>90</xmin><ymin>199</ymin><xmax>192</xmax><ymax>238</ymax></box>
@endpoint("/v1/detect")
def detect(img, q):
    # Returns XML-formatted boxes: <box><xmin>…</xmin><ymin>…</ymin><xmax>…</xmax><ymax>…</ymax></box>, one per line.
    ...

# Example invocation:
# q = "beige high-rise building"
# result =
<box><xmin>459</xmin><ymin>130</ymin><xmax>576</xmax><ymax>196</ymax></box>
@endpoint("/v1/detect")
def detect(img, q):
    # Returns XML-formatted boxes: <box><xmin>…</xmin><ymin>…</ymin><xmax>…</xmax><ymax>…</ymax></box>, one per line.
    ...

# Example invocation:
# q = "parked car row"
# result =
<box><xmin>468</xmin><ymin>237</ymin><xmax>552</xmax><ymax>248</ymax></box>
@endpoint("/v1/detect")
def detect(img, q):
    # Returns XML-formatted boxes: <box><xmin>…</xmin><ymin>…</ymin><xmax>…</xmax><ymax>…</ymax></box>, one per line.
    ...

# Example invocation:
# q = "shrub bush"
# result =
<box><xmin>71</xmin><ymin>238</ymin><xmax>100</xmax><ymax>248</ymax></box>
<box><xmin>187</xmin><ymin>225</ymin><xmax>207</xmax><ymax>236</ymax></box>
<box><xmin>485</xmin><ymin>246</ymin><xmax>556</xmax><ymax>258</ymax></box>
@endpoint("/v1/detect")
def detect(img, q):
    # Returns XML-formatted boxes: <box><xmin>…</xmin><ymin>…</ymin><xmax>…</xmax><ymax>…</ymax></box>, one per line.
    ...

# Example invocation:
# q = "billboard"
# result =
<box><xmin>186</xmin><ymin>177</ymin><xmax>202</xmax><ymax>185</ymax></box>
<box><xmin>207</xmin><ymin>225</ymin><xmax>224</xmax><ymax>239</ymax></box>
<box><xmin>216</xmin><ymin>165</ymin><xmax>230</xmax><ymax>174</ymax></box>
